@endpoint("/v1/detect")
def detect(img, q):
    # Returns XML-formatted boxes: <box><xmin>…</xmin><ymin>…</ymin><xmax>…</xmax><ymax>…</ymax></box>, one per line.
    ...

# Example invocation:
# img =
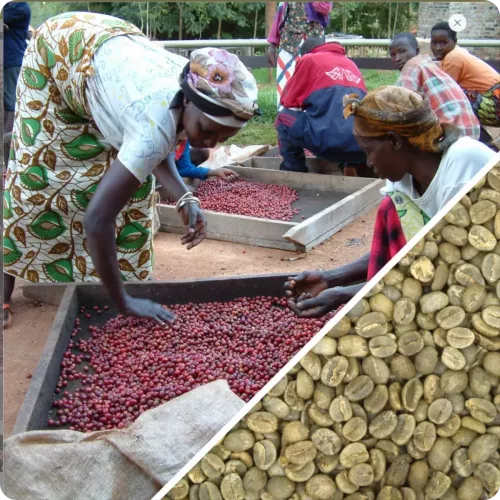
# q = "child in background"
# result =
<box><xmin>174</xmin><ymin>140</ymin><xmax>239</xmax><ymax>192</ymax></box>
<box><xmin>431</xmin><ymin>21</ymin><xmax>500</xmax><ymax>130</ymax></box>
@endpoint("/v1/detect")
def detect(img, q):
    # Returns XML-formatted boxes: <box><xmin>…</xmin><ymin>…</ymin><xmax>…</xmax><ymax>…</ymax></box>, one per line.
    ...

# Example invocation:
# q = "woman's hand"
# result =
<box><xmin>122</xmin><ymin>295</ymin><xmax>176</xmax><ymax>325</ymax></box>
<box><xmin>289</xmin><ymin>287</ymin><xmax>349</xmax><ymax>318</ymax></box>
<box><xmin>179</xmin><ymin>202</ymin><xmax>207</xmax><ymax>249</ymax></box>
<box><xmin>284</xmin><ymin>271</ymin><xmax>329</xmax><ymax>301</ymax></box>
<box><xmin>268</xmin><ymin>44</ymin><xmax>278</xmax><ymax>66</ymax></box>
<box><xmin>209</xmin><ymin>168</ymin><xmax>239</xmax><ymax>182</ymax></box>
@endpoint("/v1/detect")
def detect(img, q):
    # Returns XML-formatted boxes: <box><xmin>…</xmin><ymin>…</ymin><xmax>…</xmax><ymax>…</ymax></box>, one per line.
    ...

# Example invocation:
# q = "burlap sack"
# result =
<box><xmin>4</xmin><ymin>381</ymin><xmax>245</xmax><ymax>500</ymax></box>
<box><xmin>199</xmin><ymin>145</ymin><xmax>270</xmax><ymax>170</ymax></box>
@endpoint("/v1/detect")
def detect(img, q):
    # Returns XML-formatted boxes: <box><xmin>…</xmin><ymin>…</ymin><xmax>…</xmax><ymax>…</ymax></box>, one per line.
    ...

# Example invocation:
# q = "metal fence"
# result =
<box><xmin>153</xmin><ymin>38</ymin><xmax>500</xmax><ymax>72</ymax></box>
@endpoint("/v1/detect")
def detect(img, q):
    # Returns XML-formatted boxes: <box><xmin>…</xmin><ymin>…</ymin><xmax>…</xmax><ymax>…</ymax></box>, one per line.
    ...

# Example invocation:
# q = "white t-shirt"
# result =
<box><xmin>86</xmin><ymin>35</ymin><xmax>188</xmax><ymax>183</ymax></box>
<box><xmin>381</xmin><ymin>137</ymin><xmax>498</xmax><ymax>218</ymax></box>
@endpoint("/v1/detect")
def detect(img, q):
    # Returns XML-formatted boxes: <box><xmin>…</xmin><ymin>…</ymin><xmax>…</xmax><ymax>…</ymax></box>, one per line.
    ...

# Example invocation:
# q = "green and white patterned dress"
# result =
<box><xmin>3</xmin><ymin>12</ymin><xmax>185</xmax><ymax>283</ymax></box>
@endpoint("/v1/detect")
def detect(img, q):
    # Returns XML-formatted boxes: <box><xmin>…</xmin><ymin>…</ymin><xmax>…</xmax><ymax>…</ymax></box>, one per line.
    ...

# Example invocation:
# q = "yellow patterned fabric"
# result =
<box><xmin>387</xmin><ymin>190</ymin><xmax>430</xmax><ymax>241</ymax></box>
<box><xmin>3</xmin><ymin>12</ymin><xmax>156</xmax><ymax>284</ymax></box>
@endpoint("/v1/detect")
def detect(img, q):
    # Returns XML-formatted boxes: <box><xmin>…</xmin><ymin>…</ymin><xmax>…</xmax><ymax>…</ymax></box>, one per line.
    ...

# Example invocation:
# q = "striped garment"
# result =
<box><xmin>277</xmin><ymin>48</ymin><xmax>300</xmax><ymax>109</ymax></box>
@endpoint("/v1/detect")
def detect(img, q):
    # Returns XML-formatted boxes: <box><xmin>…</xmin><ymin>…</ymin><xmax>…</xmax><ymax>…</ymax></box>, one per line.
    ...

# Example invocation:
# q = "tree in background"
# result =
<box><xmin>28</xmin><ymin>2</ymin><xmax>417</xmax><ymax>41</ymax></box>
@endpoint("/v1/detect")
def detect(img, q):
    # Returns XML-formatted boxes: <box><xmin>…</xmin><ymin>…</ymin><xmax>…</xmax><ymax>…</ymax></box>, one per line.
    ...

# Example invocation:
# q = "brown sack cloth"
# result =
<box><xmin>4</xmin><ymin>381</ymin><xmax>245</xmax><ymax>500</ymax></box>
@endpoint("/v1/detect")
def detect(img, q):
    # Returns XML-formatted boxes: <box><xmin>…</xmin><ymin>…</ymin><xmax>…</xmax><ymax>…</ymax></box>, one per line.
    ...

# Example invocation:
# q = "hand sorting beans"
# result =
<box><xmin>165</xmin><ymin>178</ymin><xmax>300</xmax><ymax>221</ymax></box>
<box><xmin>49</xmin><ymin>297</ymin><xmax>333</xmax><ymax>432</ymax></box>
<box><xmin>167</xmin><ymin>169</ymin><xmax>500</xmax><ymax>500</ymax></box>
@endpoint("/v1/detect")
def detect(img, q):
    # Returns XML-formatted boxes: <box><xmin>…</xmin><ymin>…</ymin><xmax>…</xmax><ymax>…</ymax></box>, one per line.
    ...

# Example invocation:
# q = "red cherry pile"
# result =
<box><xmin>48</xmin><ymin>296</ymin><xmax>334</xmax><ymax>432</ymax></box>
<box><xmin>166</xmin><ymin>178</ymin><xmax>300</xmax><ymax>221</ymax></box>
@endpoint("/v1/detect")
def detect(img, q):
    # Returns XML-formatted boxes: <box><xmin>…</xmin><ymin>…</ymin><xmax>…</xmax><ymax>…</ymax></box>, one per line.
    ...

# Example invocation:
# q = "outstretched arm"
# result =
<box><xmin>323</xmin><ymin>253</ymin><xmax>370</xmax><ymax>287</ymax></box>
<box><xmin>154</xmin><ymin>153</ymin><xmax>207</xmax><ymax>249</ymax></box>
<box><xmin>84</xmin><ymin>159</ymin><xmax>175</xmax><ymax>323</ymax></box>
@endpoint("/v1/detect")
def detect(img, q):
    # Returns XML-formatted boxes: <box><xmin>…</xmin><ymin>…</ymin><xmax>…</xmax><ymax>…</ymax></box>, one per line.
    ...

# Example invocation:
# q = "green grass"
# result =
<box><xmin>362</xmin><ymin>69</ymin><xmax>398</xmax><ymax>91</ymax></box>
<box><xmin>252</xmin><ymin>68</ymin><xmax>274</xmax><ymax>84</ymax></box>
<box><xmin>231</xmin><ymin>122</ymin><xmax>278</xmax><ymax>146</ymax></box>
<box><xmin>231</xmin><ymin>69</ymin><xmax>399</xmax><ymax>146</ymax></box>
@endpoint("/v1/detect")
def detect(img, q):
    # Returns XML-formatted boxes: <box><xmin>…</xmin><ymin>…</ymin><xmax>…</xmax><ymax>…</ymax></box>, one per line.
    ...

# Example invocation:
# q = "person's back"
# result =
<box><xmin>280</xmin><ymin>42</ymin><xmax>367</xmax><ymax>159</ymax></box>
<box><xmin>3</xmin><ymin>1</ymin><xmax>31</xmax><ymax>69</ymax></box>
<box><xmin>282</xmin><ymin>42</ymin><xmax>366</xmax><ymax>110</ymax></box>
<box><xmin>396</xmin><ymin>54</ymin><xmax>480</xmax><ymax>139</ymax></box>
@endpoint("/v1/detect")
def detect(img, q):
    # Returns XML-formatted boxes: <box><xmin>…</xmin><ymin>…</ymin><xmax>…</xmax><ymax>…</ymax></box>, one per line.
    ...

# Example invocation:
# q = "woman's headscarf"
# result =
<box><xmin>180</xmin><ymin>48</ymin><xmax>259</xmax><ymax>128</ymax></box>
<box><xmin>343</xmin><ymin>86</ymin><xmax>457</xmax><ymax>153</ymax></box>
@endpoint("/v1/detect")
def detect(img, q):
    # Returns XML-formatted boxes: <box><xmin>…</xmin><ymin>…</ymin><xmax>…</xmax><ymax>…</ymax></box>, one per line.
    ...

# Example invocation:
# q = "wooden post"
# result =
<box><xmin>265</xmin><ymin>2</ymin><xmax>277</xmax><ymax>83</ymax></box>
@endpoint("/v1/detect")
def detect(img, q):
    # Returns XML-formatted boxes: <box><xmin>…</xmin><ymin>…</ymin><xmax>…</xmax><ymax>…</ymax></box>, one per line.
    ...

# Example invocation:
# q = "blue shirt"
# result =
<box><xmin>3</xmin><ymin>2</ymin><xmax>31</xmax><ymax>68</ymax></box>
<box><xmin>176</xmin><ymin>141</ymin><xmax>211</xmax><ymax>180</ymax></box>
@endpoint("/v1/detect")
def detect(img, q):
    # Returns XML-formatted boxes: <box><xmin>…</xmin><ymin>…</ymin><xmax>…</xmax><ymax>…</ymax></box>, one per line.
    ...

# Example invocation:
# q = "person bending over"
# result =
<box><xmin>431</xmin><ymin>21</ymin><xmax>500</xmax><ymax>130</ymax></box>
<box><xmin>276</xmin><ymin>37</ymin><xmax>372</xmax><ymax>176</ymax></box>
<box><xmin>285</xmin><ymin>86</ymin><xmax>496</xmax><ymax>318</ymax></box>
<box><xmin>390</xmin><ymin>32</ymin><xmax>480</xmax><ymax>141</ymax></box>
<box><xmin>3</xmin><ymin>13</ymin><xmax>259</xmax><ymax>328</ymax></box>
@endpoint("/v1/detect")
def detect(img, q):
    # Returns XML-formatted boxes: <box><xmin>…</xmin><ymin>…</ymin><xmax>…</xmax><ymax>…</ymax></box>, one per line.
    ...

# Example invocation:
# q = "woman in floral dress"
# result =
<box><xmin>267</xmin><ymin>2</ymin><xmax>333</xmax><ymax>108</ymax></box>
<box><xmin>3</xmin><ymin>12</ymin><xmax>259</xmax><ymax>328</ymax></box>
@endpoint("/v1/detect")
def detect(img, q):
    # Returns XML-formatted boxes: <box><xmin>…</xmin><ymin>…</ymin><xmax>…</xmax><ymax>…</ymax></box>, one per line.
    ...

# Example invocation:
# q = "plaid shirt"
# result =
<box><xmin>367</xmin><ymin>196</ymin><xmax>407</xmax><ymax>281</ymax></box>
<box><xmin>396</xmin><ymin>54</ymin><xmax>481</xmax><ymax>140</ymax></box>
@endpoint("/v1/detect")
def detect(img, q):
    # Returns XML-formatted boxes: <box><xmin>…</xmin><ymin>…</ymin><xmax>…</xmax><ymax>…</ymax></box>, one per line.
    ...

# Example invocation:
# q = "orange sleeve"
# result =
<box><xmin>441</xmin><ymin>51</ymin><xmax>463</xmax><ymax>83</ymax></box>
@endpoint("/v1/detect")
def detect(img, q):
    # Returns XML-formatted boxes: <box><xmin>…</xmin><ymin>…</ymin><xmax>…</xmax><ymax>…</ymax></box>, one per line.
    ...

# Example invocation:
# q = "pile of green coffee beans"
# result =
<box><xmin>166</xmin><ymin>168</ymin><xmax>500</xmax><ymax>500</ymax></box>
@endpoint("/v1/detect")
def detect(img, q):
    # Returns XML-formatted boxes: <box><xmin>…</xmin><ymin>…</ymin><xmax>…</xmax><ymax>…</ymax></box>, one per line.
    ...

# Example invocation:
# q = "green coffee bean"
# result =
<box><xmin>321</xmin><ymin>356</ymin><xmax>349</xmax><ymax>387</ymax></box>
<box><xmin>349</xmin><ymin>463</ymin><xmax>375</xmax><ymax>487</ymax></box>
<box><xmin>362</xmin><ymin>356</ymin><xmax>390</xmax><ymax>385</ymax></box>
<box><xmin>413</xmin><ymin>421</ymin><xmax>437</xmax><ymax>452</ymax></box>
<box><xmin>246</xmin><ymin>412</ymin><xmax>279</xmax><ymax>434</ymax></box>
<box><xmin>311</xmin><ymin>428</ymin><xmax>342</xmax><ymax>456</ymax></box>
<box><xmin>344</xmin><ymin>376</ymin><xmax>375</xmax><ymax>402</ymax></box>
<box><xmin>220</xmin><ymin>473</ymin><xmax>245</xmax><ymax>500</ymax></box>
<box><xmin>408</xmin><ymin>460</ymin><xmax>429</xmax><ymax>491</ymax></box>
<box><xmin>384</xmin><ymin>455</ymin><xmax>411</xmax><ymax>487</ymax></box>
<box><xmin>243</xmin><ymin>467</ymin><xmax>267</xmax><ymax>492</ymax></box>
<box><xmin>170</xmin><ymin>479</ymin><xmax>190</xmax><ymax>500</ymax></box>
<box><xmin>199</xmin><ymin>482</ymin><xmax>223</xmax><ymax>500</ymax></box>
<box><xmin>390</xmin><ymin>355</ymin><xmax>416</xmax><ymax>380</ymax></box>
<box><xmin>343</xmin><ymin>417</ymin><xmax>368</xmax><ymax>442</ymax></box>
<box><xmin>425</xmin><ymin>471</ymin><xmax>452</xmax><ymax>500</ymax></box>
<box><xmin>285</xmin><ymin>461</ymin><xmax>315</xmax><ymax>483</ymax></box>
<box><xmin>364</xmin><ymin>385</ymin><xmax>389</xmax><ymax>416</ymax></box>
<box><xmin>401</xmin><ymin>378</ymin><xmax>424</xmax><ymax>412</ymax></box>
<box><xmin>305</xmin><ymin>475</ymin><xmax>337</xmax><ymax>500</ymax></box>
<box><xmin>428</xmin><ymin>437</ymin><xmax>454</xmax><ymax>471</ymax></box>
<box><xmin>253</xmin><ymin>440</ymin><xmax>277</xmax><ymax>471</ymax></box>
<box><xmin>285</xmin><ymin>441</ymin><xmax>317</xmax><ymax>465</ymax></box>
<box><xmin>340</xmin><ymin>443</ymin><xmax>370</xmax><ymax>468</ymax></box>
<box><xmin>369</xmin><ymin>411</ymin><xmax>398</xmax><ymax>439</ymax></box>
<box><xmin>465</xmin><ymin>398</ymin><xmax>497</xmax><ymax>423</ymax></box>
<box><xmin>468</xmin><ymin>434</ymin><xmax>499</xmax><ymax>464</ymax></box>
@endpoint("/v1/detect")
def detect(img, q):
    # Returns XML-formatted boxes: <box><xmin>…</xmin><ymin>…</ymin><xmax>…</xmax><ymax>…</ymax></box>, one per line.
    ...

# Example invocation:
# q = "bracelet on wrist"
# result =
<box><xmin>175</xmin><ymin>192</ymin><xmax>201</xmax><ymax>212</ymax></box>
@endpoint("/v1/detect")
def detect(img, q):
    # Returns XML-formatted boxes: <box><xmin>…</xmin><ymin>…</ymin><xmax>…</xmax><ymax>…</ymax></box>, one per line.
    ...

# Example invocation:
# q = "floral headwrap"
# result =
<box><xmin>343</xmin><ymin>86</ymin><xmax>456</xmax><ymax>153</ymax></box>
<box><xmin>180</xmin><ymin>48</ymin><xmax>259</xmax><ymax>128</ymax></box>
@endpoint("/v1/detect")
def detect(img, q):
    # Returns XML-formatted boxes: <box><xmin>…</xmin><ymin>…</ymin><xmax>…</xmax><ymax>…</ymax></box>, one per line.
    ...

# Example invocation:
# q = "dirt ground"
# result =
<box><xmin>3</xmin><ymin>206</ymin><xmax>377</xmax><ymax>438</ymax></box>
